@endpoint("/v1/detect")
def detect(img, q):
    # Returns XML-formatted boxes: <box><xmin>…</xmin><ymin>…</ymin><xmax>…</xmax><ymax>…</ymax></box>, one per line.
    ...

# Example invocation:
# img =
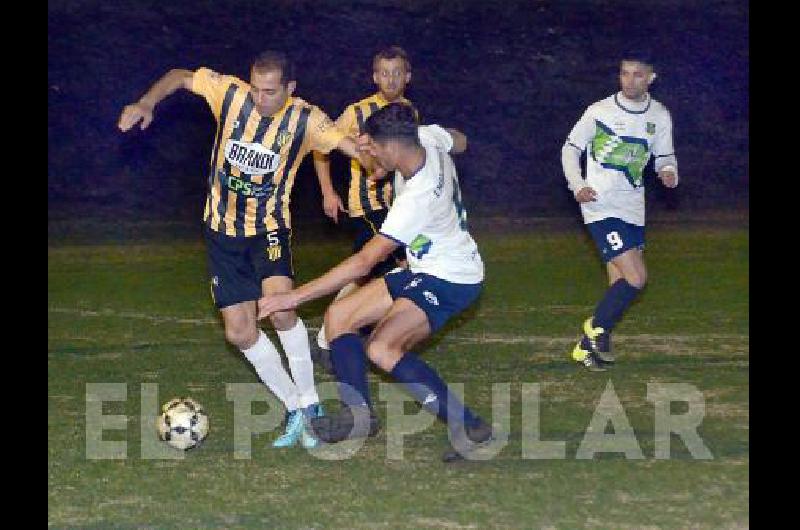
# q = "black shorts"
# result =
<box><xmin>350</xmin><ymin>210</ymin><xmax>406</xmax><ymax>279</ymax></box>
<box><xmin>204</xmin><ymin>225</ymin><xmax>294</xmax><ymax>309</ymax></box>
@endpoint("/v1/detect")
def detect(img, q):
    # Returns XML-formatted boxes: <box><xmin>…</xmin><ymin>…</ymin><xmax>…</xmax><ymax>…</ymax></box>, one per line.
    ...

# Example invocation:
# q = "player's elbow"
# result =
<box><xmin>561</xmin><ymin>142</ymin><xmax>580</xmax><ymax>158</ymax></box>
<box><xmin>169</xmin><ymin>69</ymin><xmax>194</xmax><ymax>90</ymax></box>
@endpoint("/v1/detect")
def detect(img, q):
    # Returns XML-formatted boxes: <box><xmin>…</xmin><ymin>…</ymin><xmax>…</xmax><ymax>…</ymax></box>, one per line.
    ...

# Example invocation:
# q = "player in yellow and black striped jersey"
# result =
<box><xmin>312</xmin><ymin>46</ymin><xmax>417</xmax><ymax>353</ymax></box>
<box><xmin>118</xmin><ymin>51</ymin><xmax>373</xmax><ymax>449</ymax></box>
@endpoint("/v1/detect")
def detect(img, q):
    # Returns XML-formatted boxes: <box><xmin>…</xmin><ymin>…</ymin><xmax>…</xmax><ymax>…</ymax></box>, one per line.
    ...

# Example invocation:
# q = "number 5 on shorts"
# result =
<box><xmin>607</xmin><ymin>231</ymin><xmax>624</xmax><ymax>251</ymax></box>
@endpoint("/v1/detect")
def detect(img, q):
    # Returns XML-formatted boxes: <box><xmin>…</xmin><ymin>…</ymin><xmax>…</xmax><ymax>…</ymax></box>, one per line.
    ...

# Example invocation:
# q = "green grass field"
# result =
<box><xmin>48</xmin><ymin>220</ymin><xmax>748</xmax><ymax>529</ymax></box>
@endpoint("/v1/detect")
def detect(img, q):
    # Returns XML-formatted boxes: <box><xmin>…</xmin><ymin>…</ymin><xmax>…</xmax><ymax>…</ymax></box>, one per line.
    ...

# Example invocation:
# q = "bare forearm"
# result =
<box><xmin>294</xmin><ymin>253</ymin><xmax>373</xmax><ymax>305</ymax></box>
<box><xmin>138</xmin><ymin>68</ymin><xmax>193</xmax><ymax>110</ymax></box>
<box><xmin>336</xmin><ymin>136</ymin><xmax>379</xmax><ymax>173</ymax></box>
<box><xmin>313</xmin><ymin>152</ymin><xmax>335</xmax><ymax>195</ymax></box>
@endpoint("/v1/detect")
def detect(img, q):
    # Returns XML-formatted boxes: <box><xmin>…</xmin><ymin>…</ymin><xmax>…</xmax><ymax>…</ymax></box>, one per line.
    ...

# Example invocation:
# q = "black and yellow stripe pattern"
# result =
<box><xmin>192</xmin><ymin>68</ymin><xmax>343</xmax><ymax>237</ymax></box>
<box><xmin>336</xmin><ymin>93</ymin><xmax>416</xmax><ymax>218</ymax></box>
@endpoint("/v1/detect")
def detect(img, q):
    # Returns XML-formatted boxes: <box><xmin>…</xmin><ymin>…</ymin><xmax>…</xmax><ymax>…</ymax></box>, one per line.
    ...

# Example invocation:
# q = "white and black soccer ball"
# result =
<box><xmin>156</xmin><ymin>397</ymin><xmax>209</xmax><ymax>450</ymax></box>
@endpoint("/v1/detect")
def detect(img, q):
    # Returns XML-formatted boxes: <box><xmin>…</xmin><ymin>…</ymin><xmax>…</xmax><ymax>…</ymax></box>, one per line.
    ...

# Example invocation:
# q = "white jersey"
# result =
<box><xmin>562</xmin><ymin>92</ymin><xmax>678</xmax><ymax>226</ymax></box>
<box><xmin>380</xmin><ymin>125</ymin><xmax>484</xmax><ymax>284</ymax></box>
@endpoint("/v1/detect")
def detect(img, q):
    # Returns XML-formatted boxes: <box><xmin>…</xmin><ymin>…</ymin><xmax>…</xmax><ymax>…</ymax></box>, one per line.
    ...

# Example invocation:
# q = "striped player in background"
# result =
<box><xmin>312</xmin><ymin>46</ymin><xmax>417</xmax><ymax>357</ymax></box>
<box><xmin>561</xmin><ymin>53</ymin><xmax>679</xmax><ymax>371</ymax></box>
<box><xmin>118</xmin><ymin>50</ymin><xmax>375</xmax><ymax>449</ymax></box>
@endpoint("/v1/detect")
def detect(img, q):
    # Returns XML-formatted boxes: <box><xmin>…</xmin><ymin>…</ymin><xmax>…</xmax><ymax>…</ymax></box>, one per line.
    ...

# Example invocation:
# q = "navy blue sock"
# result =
<box><xmin>329</xmin><ymin>334</ymin><xmax>371</xmax><ymax>409</ymax></box>
<box><xmin>390</xmin><ymin>353</ymin><xmax>481</xmax><ymax>429</ymax></box>
<box><xmin>593</xmin><ymin>279</ymin><xmax>641</xmax><ymax>331</ymax></box>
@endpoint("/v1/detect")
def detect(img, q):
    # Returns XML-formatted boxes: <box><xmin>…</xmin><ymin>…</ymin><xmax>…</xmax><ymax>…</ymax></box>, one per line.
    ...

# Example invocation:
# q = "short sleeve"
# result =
<box><xmin>305</xmin><ymin>106</ymin><xmax>346</xmax><ymax>154</ymax></box>
<box><xmin>335</xmin><ymin>105</ymin><xmax>359</xmax><ymax>136</ymax></box>
<box><xmin>418</xmin><ymin>125</ymin><xmax>453</xmax><ymax>152</ymax></box>
<box><xmin>190</xmin><ymin>67</ymin><xmax>236</xmax><ymax>120</ymax></box>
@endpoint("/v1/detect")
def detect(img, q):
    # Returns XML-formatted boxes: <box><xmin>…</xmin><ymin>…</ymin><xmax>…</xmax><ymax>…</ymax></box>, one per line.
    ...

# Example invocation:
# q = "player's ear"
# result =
<box><xmin>286</xmin><ymin>80</ymin><xmax>297</xmax><ymax>96</ymax></box>
<box><xmin>373</xmin><ymin>71</ymin><xmax>380</xmax><ymax>86</ymax></box>
<box><xmin>649</xmin><ymin>72</ymin><xmax>657</xmax><ymax>83</ymax></box>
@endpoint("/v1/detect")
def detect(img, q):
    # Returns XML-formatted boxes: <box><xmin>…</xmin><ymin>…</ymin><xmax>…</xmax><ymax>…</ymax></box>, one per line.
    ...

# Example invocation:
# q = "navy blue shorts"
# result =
<box><xmin>384</xmin><ymin>269</ymin><xmax>482</xmax><ymax>333</ymax></box>
<box><xmin>586</xmin><ymin>217</ymin><xmax>645</xmax><ymax>263</ymax></box>
<box><xmin>350</xmin><ymin>210</ymin><xmax>406</xmax><ymax>279</ymax></box>
<box><xmin>203</xmin><ymin>225</ymin><xmax>294</xmax><ymax>309</ymax></box>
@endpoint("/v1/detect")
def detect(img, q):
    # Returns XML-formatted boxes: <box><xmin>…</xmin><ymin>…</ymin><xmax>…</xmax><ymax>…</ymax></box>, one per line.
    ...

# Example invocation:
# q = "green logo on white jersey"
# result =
<box><xmin>409</xmin><ymin>234</ymin><xmax>432</xmax><ymax>259</ymax></box>
<box><xmin>591</xmin><ymin>120</ymin><xmax>650</xmax><ymax>187</ymax></box>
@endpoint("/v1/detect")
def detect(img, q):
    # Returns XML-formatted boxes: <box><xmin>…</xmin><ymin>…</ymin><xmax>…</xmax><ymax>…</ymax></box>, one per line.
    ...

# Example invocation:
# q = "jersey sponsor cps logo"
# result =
<box><xmin>224</xmin><ymin>140</ymin><xmax>281</xmax><ymax>175</ymax></box>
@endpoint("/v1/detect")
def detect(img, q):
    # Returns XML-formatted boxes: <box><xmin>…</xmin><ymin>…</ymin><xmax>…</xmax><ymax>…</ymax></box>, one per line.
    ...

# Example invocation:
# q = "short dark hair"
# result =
<box><xmin>373</xmin><ymin>45</ymin><xmax>411</xmax><ymax>72</ymax></box>
<box><xmin>364</xmin><ymin>102</ymin><xmax>419</xmax><ymax>146</ymax></box>
<box><xmin>252</xmin><ymin>50</ymin><xmax>295</xmax><ymax>85</ymax></box>
<box><xmin>620</xmin><ymin>50</ymin><xmax>655</xmax><ymax>70</ymax></box>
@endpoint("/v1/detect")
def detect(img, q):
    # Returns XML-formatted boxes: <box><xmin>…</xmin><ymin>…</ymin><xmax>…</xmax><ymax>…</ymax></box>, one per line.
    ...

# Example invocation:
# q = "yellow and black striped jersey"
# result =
<box><xmin>335</xmin><ymin>93</ymin><xmax>416</xmax><ymax>217</ymax></box>
<box><xmin>191</xmin><ymin>67</ymin><xmax>345</xmax><ymax>237</ymax></box>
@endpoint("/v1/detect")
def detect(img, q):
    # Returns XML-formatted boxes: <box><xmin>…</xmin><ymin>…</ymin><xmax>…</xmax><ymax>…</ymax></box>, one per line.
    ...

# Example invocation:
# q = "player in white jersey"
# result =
<box><xmin>258</xmin><ymin>103</ymin><xmax>492</xmax><ymax>462</ymax></box>
<box><xmin>561</xmin><ymin>55</ymin><xmax>679</xmax><ymax>371</ymax></box>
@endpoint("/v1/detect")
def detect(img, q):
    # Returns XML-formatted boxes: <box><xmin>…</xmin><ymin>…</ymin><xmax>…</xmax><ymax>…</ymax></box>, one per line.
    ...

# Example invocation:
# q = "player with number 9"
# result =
<box><xmin>560</xmin><ymin>52</ymin><xmax>679</xmax><ymax>371</ymax></box>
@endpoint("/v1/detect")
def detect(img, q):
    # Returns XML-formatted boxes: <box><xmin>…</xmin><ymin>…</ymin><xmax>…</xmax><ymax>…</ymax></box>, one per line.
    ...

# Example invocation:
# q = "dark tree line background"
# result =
<box><xmin>48</xmin><ymin>0</ymin><xmax>748</xmax><ymax>228</ymax></box>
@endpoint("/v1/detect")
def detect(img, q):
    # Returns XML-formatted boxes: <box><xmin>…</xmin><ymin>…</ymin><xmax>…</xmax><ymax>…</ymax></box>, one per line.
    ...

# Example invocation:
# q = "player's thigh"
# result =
<box><xmin>325</xmin><ymin>277</ymin><xmax>394</xmax><ymax>339</ymax></box>
<box><xmin>261</xmin><ymin>274</ymin><xmax>294</xmax><ymax>295</ymax></box>
<box><xmin>609</xmin><ymin>248</ymin><xmax>646</xmax><ymax>287</ymax></box>
<box><xmin>367</xmin><ymin>298</ymin><xmax>432</xmax><ymax>371</ymax></box>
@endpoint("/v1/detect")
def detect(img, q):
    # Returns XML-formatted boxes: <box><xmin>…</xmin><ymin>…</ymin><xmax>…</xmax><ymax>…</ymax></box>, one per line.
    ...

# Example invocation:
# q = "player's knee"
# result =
<box><xmin>625</xmin><ymin>269</ymin><xmax>647</xmax><ymax>289</ymax></box>
<box><xmin>365</xmin><ymin>338</ymin><xmax>400</xmax><ymax>372</ymax></box>
<box><xmin>224</xmin><ymin>318</ymin><xmax>258</xmax><ymax>349</ymax></box>
<box><xmin>268</xmin><ymin>310</ymin><xmax>297</xmax><ymax>332</ymax></box>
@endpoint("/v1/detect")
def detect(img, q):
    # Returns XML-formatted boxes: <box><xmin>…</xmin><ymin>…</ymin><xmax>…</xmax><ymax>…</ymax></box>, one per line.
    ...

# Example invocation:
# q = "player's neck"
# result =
<box><xmin>377</xmin><ymin>92</ymin><xmax>404</xmax><ymax>104</ymax></box>
<box><xmin>398</xmin><ymin>147</ymin><xmax>426</xmax><ymax>180</ymax></box>
<box><xmin>618</xmin><ymin>91</ymin><xmax>649</xmax><ymax>104</ymax></box>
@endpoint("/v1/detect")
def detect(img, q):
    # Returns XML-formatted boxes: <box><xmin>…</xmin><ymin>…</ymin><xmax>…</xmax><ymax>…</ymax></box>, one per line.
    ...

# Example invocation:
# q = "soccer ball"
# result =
<box><xmin>156</xmin><ymin>397</ymin><xmax>209</xmax><ymax>450</ymax></box>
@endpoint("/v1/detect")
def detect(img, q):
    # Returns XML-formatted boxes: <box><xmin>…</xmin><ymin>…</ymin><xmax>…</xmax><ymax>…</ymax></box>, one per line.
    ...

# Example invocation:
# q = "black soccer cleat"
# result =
<box><xmin>308</xmin><ymin>406</ymin><xmax>381</xmax><ymax>443</ymax></box>
<box><xmin>442</xmin><ymin>419</ymin><xmax>494</xmax><ymax>463</ymax></box>
<box><xmin>593</xmin><ymin>329</ymin><xmax>614</xmax><ymax>363</ymax></box>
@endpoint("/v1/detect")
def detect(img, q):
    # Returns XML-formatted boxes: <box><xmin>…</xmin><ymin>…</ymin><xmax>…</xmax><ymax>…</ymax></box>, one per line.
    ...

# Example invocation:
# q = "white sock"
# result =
<box><xmin>278</xmin><ymin>318</ymin><xmax>320</xmax><ymax>408</ymax></box>
<box><xmin>242</xmin><ymin>331</ymin><xmax>300</xmax><ymax>411</ymax></box>
<box><xmin>316</xmin><ymin>282</ymin><xmax>360</xmax><ymax>350</ymax></box>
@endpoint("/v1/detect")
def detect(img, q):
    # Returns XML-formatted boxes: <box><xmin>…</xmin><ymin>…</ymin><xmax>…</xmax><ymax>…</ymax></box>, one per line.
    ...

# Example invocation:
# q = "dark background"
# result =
<box><xmin>48</xmin><ymin>0</ymin><xmax>748</xmax><ymax>228</ymax></box>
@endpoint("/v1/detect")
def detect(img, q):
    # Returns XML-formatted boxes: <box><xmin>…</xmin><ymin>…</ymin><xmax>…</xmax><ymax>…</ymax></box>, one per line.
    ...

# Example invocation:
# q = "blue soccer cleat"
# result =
<box><xmin>272</xmin><ymin>409</ymin><xmax>304</xmax><ymax>448</ymax></box>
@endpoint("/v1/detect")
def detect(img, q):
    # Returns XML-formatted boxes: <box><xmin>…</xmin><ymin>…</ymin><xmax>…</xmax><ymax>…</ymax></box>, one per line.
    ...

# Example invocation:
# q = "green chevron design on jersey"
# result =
<box><xmin>409</xmin><ymin>234</ymin><xmax>432</xmax><ymax>259</ymax></box>
<box><xmin>591</xmin><ymin>121</ymin><xmax>650</xmax><ymax>187</ymax></box>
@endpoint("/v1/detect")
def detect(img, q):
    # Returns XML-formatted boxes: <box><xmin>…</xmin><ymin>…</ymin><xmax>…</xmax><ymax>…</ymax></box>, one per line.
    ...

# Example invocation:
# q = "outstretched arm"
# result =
<box><xmin>336</xmin><ymin>136</ymin><xmax>388</xmax><ymax>181</ymax></box>
<box><xmin>257</xmin><ymin>235</ymin><xmax>398</xmax><ymax>318</ymax></box>
<box><xmin>118</xmin><ymin>68</ymin><xmax>194</xmax><ymax>132</ymax></box>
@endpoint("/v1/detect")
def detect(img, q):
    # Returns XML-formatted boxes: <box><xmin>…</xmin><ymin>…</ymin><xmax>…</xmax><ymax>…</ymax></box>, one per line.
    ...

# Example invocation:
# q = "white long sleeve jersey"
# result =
<box><xmin>562</xmin><ymin>92</ymin><xmax>678</xmax><ymax>226</ymax></box>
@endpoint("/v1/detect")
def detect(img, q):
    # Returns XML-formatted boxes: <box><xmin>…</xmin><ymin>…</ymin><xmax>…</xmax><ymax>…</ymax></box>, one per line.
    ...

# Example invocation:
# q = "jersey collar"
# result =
<box><xmin>614</xmin><ymin>92</ymin><xmax>651</xmax><ymax>114</ymax></box>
